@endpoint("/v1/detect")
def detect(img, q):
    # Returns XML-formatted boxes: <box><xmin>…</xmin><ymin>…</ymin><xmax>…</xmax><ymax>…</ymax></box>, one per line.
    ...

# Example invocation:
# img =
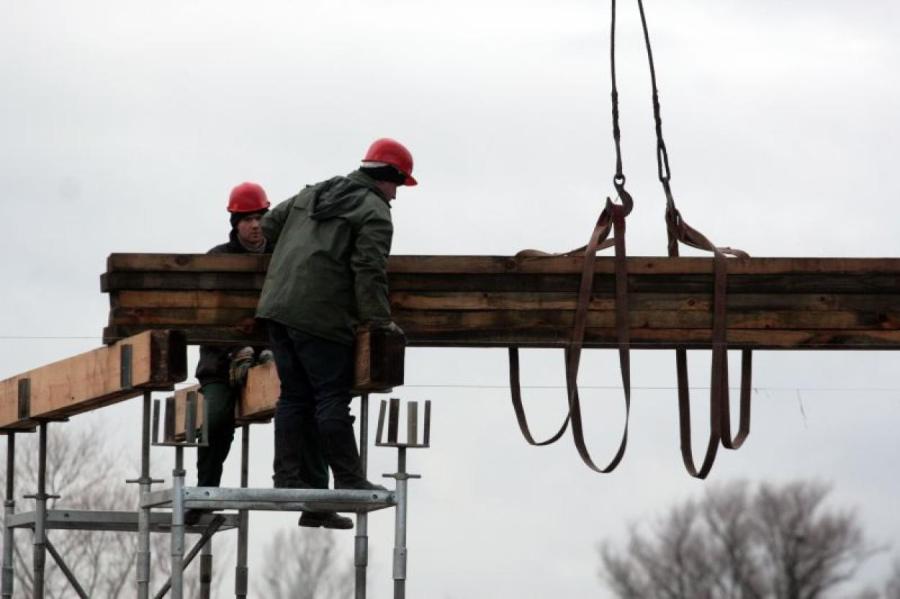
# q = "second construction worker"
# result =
<box><xmin>188</xmin><ymin>182</ymin><xmax>273</xmax><ymax>525</ymax></box>
<box><xmin>257</xmin><ymin>138</ymin><xmax>416</xmax><ymax>529</ymax></box>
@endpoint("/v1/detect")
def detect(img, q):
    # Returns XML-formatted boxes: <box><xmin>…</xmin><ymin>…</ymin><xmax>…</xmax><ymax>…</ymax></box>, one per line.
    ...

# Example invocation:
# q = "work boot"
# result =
<box><xmin>273</xmin><ymin>477</ymin><xmax>312</xmax><ymax>489</ymax></box>
<box><xmin>183</xmin><ymin>508</ymin><xmax>213</xmax><ymax>526</ymax></box>
<box><xmin>319</xmin><ymin>419</ymin><xmax>387</xmax><ymax>491</ymax></box>
<box><xmin>298</xmin><ymin>511</ymin><xmax>354</xmax><ymax>530</ymax></box>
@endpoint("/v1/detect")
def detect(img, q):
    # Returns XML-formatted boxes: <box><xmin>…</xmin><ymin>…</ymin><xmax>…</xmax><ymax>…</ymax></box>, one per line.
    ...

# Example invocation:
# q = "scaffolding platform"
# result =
<box><xmin>142</xmin><ymin>487</ymin><xmax>396</xmax><ymax>513</ymax></box>
<box><xmin>6</xmin><ymin>509</ymin><xmax>240</xmax><ymax>533</ymax></box>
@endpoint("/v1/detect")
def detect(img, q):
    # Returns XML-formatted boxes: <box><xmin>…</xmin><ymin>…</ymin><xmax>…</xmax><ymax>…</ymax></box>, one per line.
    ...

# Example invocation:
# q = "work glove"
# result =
<box><xmin>228</xmin><ymin>347</ymin><xmax>255</xmax><ymax>387</ymax></box>
<box><xmin>257</xmin><ymin>349</ymin><xmax>275</xmax><ymax>364</ymax></box>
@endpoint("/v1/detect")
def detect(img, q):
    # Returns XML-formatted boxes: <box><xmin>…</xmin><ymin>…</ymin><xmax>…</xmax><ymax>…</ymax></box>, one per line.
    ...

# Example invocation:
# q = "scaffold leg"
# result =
<box><xmin>2</xmin><ymin>434</ymin><xmax>15</xmax><ymax>599</ymax></box>
<box><xmin>355</xmin><ymin>394</ymin><xmax>370</xmax><ymax>599</ymax></box>
<box><xmin>136</xmin><ymin>391</ymin><xmax>153</xmax><ymax>599</ymax></box>
<box><xmin>235</xmin><ymin>424</ymin><xmax>249</xmax><ymax>599</ymax></box>
<box><xmin>32</xmin><ymin>423</ymin><xmax>48</xmax><ymax>599</ymax></box>
<box><xmin>393</xmin><ymin>447</ymin><xmax>408</xmax><ymax>599</ymax></box>
<box><xmin>170</xmin><ymin>446</ymin><xmax>186</xmax><ymax>599</ymax></box>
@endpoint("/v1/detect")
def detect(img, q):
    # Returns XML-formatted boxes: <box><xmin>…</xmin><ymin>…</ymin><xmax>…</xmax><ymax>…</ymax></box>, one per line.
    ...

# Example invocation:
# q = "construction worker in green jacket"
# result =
<box><xmin>257</xmin><ymin>138</ymin><xmax>416</xmax><ymax>529</ymax></box>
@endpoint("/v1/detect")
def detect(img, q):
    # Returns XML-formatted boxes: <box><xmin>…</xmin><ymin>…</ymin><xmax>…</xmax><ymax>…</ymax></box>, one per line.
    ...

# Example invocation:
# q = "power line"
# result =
<box><xmin>0</xmin><ymin>336</ymin><xmax>100</xmax><ymax>340</ymax></box>
<box><xmin>403</xmin><ymin>383</ymin><xmax>900</xmax><ymax>393</ymax></box>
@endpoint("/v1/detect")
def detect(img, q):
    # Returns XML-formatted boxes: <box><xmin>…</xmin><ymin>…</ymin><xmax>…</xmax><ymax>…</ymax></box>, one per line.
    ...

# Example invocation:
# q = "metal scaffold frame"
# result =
<box><xmin>1</xmin><ymin>391</ymin><xmax>430</xmax><ymax>598</ymax></box>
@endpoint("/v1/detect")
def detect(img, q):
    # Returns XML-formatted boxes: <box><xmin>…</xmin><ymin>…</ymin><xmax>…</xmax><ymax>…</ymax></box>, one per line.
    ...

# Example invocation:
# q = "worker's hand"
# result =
<box><xmin>375</xmin><ymin>321</ymin><xmax>406</xmax><ymax>343</ymax></box>
<box><xmin>228</xmin><ymin>347</ymin><xmax>255</xmax><ymax>387</ymax></box>
<box><xmin>257</xmin><ymin>349</ymin><xmax>275</xmax><ymax>365</ymax></box>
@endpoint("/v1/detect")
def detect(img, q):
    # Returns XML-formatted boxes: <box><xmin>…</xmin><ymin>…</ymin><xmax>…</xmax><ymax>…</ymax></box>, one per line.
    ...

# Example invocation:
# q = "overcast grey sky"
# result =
<box><xmin>2</xmin><ymin>1</ymin><xmax>899</xmax><ymax>597</ymax></box>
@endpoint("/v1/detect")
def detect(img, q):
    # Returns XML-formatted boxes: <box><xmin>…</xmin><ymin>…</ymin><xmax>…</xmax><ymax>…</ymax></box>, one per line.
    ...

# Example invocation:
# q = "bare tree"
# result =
<box><xmin>1</xmin><ymin>422</ymin><xmax>227</xmax><ymax>598</ymax></box>
<box><xmin>885</xmin><ymin>561</ymin><xmax>900</xmax><ymax>599</ymax></box>
<box><xmin>255</xmin><ymin>527</ymin><xmax>354</xmax><ymax>599</ymax></box>
<box><xmin>599</xmin><ymin>480</ymin><xmax>880</xmax><ymax>599</ymax></box>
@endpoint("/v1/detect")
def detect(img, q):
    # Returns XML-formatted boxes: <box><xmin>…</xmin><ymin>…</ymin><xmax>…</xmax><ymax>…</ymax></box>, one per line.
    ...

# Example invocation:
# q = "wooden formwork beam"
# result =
<box><xmin>0</xmin><ymin>330</ymin><xmax>186</xmax><ymax>430</ymax></box>
<box><xmin>101</xmin><ymin>254</ymin><xmax>900</xmax><ymax>350</ymax></box>
<box><xmin>167</xmin><ymin>362</ymin><xmax>279</xmax><ymax>440</ymax></box>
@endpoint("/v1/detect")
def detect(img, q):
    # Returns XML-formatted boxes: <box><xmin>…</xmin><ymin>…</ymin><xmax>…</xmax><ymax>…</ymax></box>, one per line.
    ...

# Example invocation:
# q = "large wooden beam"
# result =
<box><xmin>167</xmin><ymin>362</ymin><xmax>279</xmax><ymax>440</ymax></box>
<box><xmin>101</xmin><ymin>254</ymin><xmax>900</xmax><ymax>350</ymax></box>
<box><xmin>0</xmin><ymin>331</ymin><xmax>187</xmax><ymax>430</ymax></box>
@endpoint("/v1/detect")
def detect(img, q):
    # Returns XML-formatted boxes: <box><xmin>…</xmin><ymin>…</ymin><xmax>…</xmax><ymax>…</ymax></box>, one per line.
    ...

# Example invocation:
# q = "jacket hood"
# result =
<box><xmin>310</xmin><ymin>171</ymin><xmax>389</xmax><ymax>220</ymax></box>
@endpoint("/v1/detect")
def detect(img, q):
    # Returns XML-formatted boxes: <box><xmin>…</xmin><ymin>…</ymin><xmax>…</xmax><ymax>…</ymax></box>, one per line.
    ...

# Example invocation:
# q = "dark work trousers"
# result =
<box><xmin>196</xmin><ymin>382</ymin><xmax>237</xmax><ymax>487</ymax></box>
<box><xmin>267</xmin><ymin>321</ymin><xmax>355</xmax><ymax>489</ymax></box>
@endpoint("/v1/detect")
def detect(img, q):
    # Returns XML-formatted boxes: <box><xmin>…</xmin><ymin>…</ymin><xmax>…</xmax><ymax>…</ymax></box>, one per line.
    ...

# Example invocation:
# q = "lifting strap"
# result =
<box><xmin>508</xmin><ymin>0</ymin><xmax>755</xmax><ymax>478</ymax></box>
<box><xmin>507</xmin><ymin>0</ymin><xmax>634</xmax><ymax>472</ymax></box>
<box><xmin>636</xmin><ymin>0</ymin><xmax>753</xmax><ymax>477</ymax></box>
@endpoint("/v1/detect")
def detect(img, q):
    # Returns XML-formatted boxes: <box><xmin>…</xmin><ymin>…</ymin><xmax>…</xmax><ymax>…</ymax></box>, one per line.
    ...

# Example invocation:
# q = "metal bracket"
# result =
<box><xmin>375</xmin><ymin>398</ymin><xmax>431</xmax><ymax>449</ymax></box>
<box><xmin>120</xmin><ymin>344</ymin><xmax>133</xmax><ymax>390</ymax></box>
<box><xmin>17</xmin><ymin>379</ymin><xmax>30</xmax><ymax>421</ymax></box>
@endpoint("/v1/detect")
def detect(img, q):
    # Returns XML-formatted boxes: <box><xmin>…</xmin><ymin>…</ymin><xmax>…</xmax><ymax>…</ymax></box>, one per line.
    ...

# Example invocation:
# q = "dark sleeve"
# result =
<box><xmin>351</xmin><ymin>200</ymin><xmax>393</xmax><ymax>324</ymax></box>
<box><xmin>262</xmin><ymin>194</ymin><xmax>298</xmax><ymax>248</ymax></box>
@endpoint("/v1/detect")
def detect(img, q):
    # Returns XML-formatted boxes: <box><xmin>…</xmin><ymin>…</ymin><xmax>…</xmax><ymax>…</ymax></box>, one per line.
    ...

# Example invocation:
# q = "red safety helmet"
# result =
<box><xmin>227</xmin><ymin>182</ymin><xmax>270</xmax><ymax>213</ymax></box>
<box><xmin>362</xmin><ymin>138</ymin><xmax>418</xmax><ymax>186</ymax></box>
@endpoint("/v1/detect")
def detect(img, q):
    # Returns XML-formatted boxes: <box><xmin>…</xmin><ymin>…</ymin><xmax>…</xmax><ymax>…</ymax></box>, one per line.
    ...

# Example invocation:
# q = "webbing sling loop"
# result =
<box><xmin>507</xmin><ymin>0</ymin><xmax>635</xmax><ymax>471</ymax></box>
<box><xmin>508</xmin><ymin>195</ymin><xmax>632</xmax><ymax>472</ymax></box>
<box><xmin>638</xmin><ymin>0</ymin><xmax>754</xmax><ymax>477</ymax></box>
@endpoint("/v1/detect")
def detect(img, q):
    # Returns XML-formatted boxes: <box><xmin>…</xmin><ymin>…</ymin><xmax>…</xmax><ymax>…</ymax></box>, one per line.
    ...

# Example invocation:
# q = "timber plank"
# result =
<box><xmin>108</xmin><ymin>253</ymin><xmax>270</xmax><ymax>272</ymax></box>
<box><xmin>388</xmin><ymin>273</ymin><xmax>900</xmax><ymax>294</ymax></box>
<box><xmin>404</xmin><ymin>328</ymin><xmax>900</xmax><ymax>350</ymax></box>
<box><xmin>113</xmin><ymin>290</ymin><xmax>900</xmax><ymax>314</ymax></box>
<box><xmin>102</xmin><ymin>324</ymin><xmax>900</xmax><ymax>350</ymax></box>
<box><xmin>240</xmin><ymin>361</ymin><xmax>280</xmax><ymax>421</ymax></box>
<box><xmin>110</xmin><ymin>307</ymin><xmax>258</xmax><ymax>327</ymax></box>
<box><xmin>107</xmin><ymin>253</ymin><xmax>900</xmax><ymax>275</ymax></box>
<box><xmin>0</xmin><ymin>331</ymin><xmax>186</xmax><ymax>430</ymax></box>
<box><xmin>101</xmin><ymin>272</ymin><xmax>267</xmax><ymax>292</ymax></box>
<box><xmin>116</xmin><ymin>290</ymin><xmax>261</xmax><ymax>309</ymax></box>
<box><xmin>392</xmin><ymin>309</ymin><xmax>899</xmax><ymax>331</ymax></box>
<box><xmin>389</xmin><ymin>292</ymin><xmax>900</xmax><ymax>313</ymax></box>
<box><xmin>107</xmin><ymin>305</ymin><xmax>900</xmax><ymax>331</ymax></box>
<box><xmin>104</xmin><ymin>325</ymin><xmax>267</xmax><ymax>346</ymax></box>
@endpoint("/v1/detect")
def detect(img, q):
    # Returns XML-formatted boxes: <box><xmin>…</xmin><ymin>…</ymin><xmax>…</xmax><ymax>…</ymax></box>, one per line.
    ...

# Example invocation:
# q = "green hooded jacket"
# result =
<box><xmin>256</xmin><ymin>170</ymin><xmax>393</xmax><ymax>345</ymax></box>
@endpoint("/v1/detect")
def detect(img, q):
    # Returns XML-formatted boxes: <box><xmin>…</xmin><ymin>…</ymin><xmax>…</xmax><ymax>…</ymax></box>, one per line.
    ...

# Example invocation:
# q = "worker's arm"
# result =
<box><xmin>261</xmin><ymin>194</ymin><xmax>298</xmax><ymax>247</ymax></box>
<box><xmin>352</xmin><ymin>205</ymin><xmax>393</xmax><ymax>325</ymax></box>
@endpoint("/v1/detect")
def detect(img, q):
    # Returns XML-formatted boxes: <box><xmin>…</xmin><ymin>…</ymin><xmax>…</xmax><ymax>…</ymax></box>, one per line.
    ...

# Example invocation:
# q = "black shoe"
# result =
<box><xmin>298</xmin><ymin>511</ymin><xmax>354</xmax><ymax>530</ymax></box>
<box><xmin>183</xmin><ymin>509</ymin><xmax>213</xmax><ymax>526</ymax></box>
<box><xmin>273</xmin><ymin>478</ymin><xmax>312</xmax><ymax>489</ymax></box>
<box><xmin>334</xmin><ymin>479</ymin><xmax>388</xmax><ymax>491</ymax></box>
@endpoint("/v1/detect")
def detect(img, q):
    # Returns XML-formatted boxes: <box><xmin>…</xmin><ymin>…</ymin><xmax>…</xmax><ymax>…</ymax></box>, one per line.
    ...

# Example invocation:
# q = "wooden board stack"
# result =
<box><xmin>101</xmin><ymin>254</ymin><xmax>900</xmax><ymax>350</ymax></box>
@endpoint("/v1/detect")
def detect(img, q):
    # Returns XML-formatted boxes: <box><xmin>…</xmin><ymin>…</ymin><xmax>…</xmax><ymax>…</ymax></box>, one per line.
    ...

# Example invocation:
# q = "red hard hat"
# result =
<box><xmin>227</xmin><ymin>182</ymin><xmax>270</xmax><ymax>213</ymax></box>
<box><xmin>362</xmin><ymin>138</ymin><xmax>418</xmax><ymax>186</ymax></box>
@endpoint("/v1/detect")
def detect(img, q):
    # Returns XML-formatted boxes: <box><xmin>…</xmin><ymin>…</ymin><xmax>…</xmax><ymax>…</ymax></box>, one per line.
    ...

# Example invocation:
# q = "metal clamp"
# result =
<box><xmin>152</xmin><ymin>391</ymin><xmax>209</xmax><ymax>448</ymax></box>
